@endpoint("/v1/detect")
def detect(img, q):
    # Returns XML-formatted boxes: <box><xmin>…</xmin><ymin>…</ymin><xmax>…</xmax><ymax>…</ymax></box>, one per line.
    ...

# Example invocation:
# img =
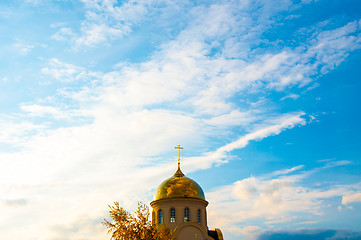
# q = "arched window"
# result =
<box><xmin>197</xmin><ymin>209</ymin><xmax>201</xmax><ymax>223</ymax></box>
<box><xmin>184</xmin><ymin>207</ymin><xmax>190</xmax><ymax>222</ymax></box>
<box><xmin>152</xmin><ymin>211</ymin><xmax>155</xmax><ymax>224</ymax></box>
<box><xmin>170</xmin><ymin>208</ymin><xmax>176</xmax><ymax>223</ymax></box>
<box><xmin>158</xmin><ymin>209</ymin><xmax>163</xmax><ymax>224</ymax></box>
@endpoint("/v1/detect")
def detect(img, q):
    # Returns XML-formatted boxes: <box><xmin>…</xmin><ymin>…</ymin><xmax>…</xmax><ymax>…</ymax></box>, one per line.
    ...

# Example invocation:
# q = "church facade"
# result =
<box><xmin>150</xmin><ymin>146</ymin><xmax>223</xmax><ymax>240</ymax></box>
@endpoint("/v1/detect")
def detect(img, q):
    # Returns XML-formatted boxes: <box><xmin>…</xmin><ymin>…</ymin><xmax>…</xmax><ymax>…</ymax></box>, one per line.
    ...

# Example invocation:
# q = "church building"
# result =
<box><xmin>150</xmin><ymin>145</ymin><xmax>224</xmax><ymax>240</ymax></box>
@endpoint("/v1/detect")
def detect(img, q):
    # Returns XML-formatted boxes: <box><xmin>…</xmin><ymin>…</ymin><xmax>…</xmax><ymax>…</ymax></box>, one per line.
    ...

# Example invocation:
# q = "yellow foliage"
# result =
<box><xmin>102</xmin><ymin>202</ymin><xmax>173</xmax><ymax>240</ymax></box>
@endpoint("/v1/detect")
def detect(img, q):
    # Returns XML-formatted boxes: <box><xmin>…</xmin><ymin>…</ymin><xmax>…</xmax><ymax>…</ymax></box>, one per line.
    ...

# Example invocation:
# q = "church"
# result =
<box><xmin>150</xmin><ymin>145</ymin><xmax>224</xmax><ymax>240</ymax></box>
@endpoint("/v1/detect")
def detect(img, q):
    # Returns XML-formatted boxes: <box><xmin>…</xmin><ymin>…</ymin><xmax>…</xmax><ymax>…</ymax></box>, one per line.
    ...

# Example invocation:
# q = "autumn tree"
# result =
<box><xmin>102</xmin><ymin>201</ymin><xmax>173</xmax><ymax>240</ymax></box>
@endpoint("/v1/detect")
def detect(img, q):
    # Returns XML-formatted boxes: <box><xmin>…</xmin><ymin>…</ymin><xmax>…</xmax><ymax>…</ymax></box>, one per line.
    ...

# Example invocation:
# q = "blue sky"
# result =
<box><xmin>0</xmin><ymin>0</ymin><xmax>361</xmax><ymax>239</ymax></box>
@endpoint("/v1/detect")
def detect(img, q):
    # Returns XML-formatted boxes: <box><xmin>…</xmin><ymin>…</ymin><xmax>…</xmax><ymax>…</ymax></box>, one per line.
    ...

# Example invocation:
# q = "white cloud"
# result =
<box><xmin>323</xmin><ymin>160</ymin><xmax>352</xmax><ymax>168</ymax></box>
<box><xmin>206</xmin><ymin>163</ymin><xmax>361</xmax><ymax>239</ymax></box>
<box><xmin>0</xmin><ymin>117</ymin><xmax>46</xmax><ymax>144</ymax></box>
<box><xmin>72</xmin><ymin>0</ymin><xmax>184</xmax><ymax>47</ymax></box>
<box><xmin>20</xmin><ymin>104</ymin><xmax>82</xmax><ymax>121</ymax></box>
<box><xmin>181</xmin><ymin>112</ymin><xmax>306</xmax><ymax>171</ymax></box>
<box><xmin>233</xmin><ymin>177</ymin><xmax>259</xmax><ymax>200</ymax></box>
<box><xmin>205</xmin><ymin>110</ymin><xmax>260</xmax><ymax>127</ymax></box>
<box><xmin>215</xmin><ymin>112</ymin><xmax>306</xmax><ymax>153</ymax></box>
<box><xmin>41</xmin><ymin>58</ymin><xmax>98</xmax><ymax>82</ymax></box>
<box><xmin>342</xmin><ymin>193</ymin><xmax>361</xmax><ymax>205</ymax></box>
<box><xmin>270</xmin><ymin>165</ymin><xmax>305</xmax><ymax>177</ymax></box>
<box><xmin>13</xmin><ymin>42</ymin><xmax>34</xmax><ymax>55</ymax></box>
<box><xmin>75</xmin><ymin>23</ymin><xmax>130</xmax><ymax>47</ymax></box>
<box><xmin>51</xmin><ymin>27</ymin><xmax>74</xmax><ymax>41</ymax></box>
<box><xmin>281</xmin><ymin>93</ymin><xmax>300</xmax><ymax>101</ymax></box>
<box><xmin>21</xmin><ymin>104</ymin><xmax>63</xmax><ymax>117</ymax></box>
<box><xmin>237</xmin><ymin>225</ymin><xmax>262</xmax><ymax>239</ymax></box>
<box><xmin>47</xmin><ymin>215</ymin><xmax>106</xmax><ymax>240</ymax></box>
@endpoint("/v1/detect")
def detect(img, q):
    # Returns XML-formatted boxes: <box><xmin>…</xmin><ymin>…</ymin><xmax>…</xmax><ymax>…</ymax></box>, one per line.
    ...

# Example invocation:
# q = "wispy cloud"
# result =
<box><xmin>51</xmin><ymin>27</ymin><xmax>75</xmax><ymax>41</ymax></box>
<box><xmin>52</xmin><ymin>0</ymin><xmax>189</xmax><ymax>47</ymax></box>
<box><xmin>281</xmin><ymin>93</ymin><xmax>300</xmax><ymax>101</ymax></box>
<box><xmin>75</xmin><ymin>23</ymin><xmax>130</xmax><ymax>47</ymax></box>
<box><xmin>205</xmin><ymin>110</ymin><xmax>261</xmax><ymax>127</ymax></box>
<box><xmin>182</xmin><ymin>112</ymin><xmax>306</xmax><ymax>171</ymax></box>
<box><xmin>41</xmin><ymin>58</ymin><xmax>96</xmax><ymax>83</ymax></box>
<box><xmin>270</xmin><ymin>165</ymin><xmax>305</xmax><ymax>177</ymax></box>
<box><xmin>12</xmin><ymin>42</ymin><xmax>34</xmax><ymax>56</ymax></box>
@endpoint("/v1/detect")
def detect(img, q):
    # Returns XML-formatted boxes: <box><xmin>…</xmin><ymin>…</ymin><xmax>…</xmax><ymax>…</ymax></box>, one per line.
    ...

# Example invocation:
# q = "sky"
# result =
<box><xmin>0</xmin><ymin>0</ymin><xmax>361</xmax><ymax>239</ymax></box>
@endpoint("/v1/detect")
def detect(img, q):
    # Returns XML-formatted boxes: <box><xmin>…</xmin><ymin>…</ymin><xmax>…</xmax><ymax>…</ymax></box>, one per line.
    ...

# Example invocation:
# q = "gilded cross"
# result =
<box><xmin>174</xmin><ymin>144</ymin><xmax>183</xmax><ymax>167</ymax></box>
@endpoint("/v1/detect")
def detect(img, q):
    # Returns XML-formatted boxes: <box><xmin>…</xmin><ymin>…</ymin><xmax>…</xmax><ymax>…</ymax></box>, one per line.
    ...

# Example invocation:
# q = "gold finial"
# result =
<box><xmin>174</xmin><ymin>144</ymin><xmax>183</xmax><ymax>169</ymax></box>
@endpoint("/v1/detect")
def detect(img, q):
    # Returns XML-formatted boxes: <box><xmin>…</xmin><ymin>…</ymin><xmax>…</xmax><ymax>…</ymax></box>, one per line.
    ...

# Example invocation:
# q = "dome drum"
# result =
<box><xmin>150</xmin><ymin>197</ymin><xmax>209</xmax><ymax>231</ymax></box>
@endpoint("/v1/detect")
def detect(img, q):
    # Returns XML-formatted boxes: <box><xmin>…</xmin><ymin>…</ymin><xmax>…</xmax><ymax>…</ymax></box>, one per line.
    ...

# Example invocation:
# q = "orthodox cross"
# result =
<box><xmin>174</xmin><ymin>144</ymin><xmax>183</xmax><ymax>168</ymax></box>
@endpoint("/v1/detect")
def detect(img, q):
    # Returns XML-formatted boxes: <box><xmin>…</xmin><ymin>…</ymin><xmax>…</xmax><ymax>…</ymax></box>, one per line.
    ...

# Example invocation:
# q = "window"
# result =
<box><xmin>170</xmin><ymin>208</ymin><xmax>176</xmax><ymax>223</ymax></box>
<box><xmin>197</xmin><ymin>209</ymin><xmax>201</xmax><ymax>223</ymax></box>
<box><xmin>184</xmin><ymin>207</ymin><xmax>190</xmax><ymax>222</ymax></box>
<box><xmin>158</xmin><ymin>209</ymin><xmax>163</xmax><ymax>224</ymax></box>
<box><xmin>152</xmin><ymin>211</ymin><xmax>155</xmax><ymax>224</ymax></box>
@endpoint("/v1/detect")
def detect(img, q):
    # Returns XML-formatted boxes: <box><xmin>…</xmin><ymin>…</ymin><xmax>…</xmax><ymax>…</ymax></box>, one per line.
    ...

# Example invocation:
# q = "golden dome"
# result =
<box><xmin>153</xmin><ymin>166</ymin><xmax>205</xmax><ymax>201</ymax></box>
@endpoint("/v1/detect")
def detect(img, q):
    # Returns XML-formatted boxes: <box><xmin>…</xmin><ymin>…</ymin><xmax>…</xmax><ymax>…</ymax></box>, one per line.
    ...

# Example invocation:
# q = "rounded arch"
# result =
<box><xmin>173</xmin><ymin>221</ymin><xmax>213</xmax><ymax>240</ymax></box>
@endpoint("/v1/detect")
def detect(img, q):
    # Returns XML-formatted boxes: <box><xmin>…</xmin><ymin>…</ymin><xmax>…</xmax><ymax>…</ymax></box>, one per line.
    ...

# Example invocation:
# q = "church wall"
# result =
<box><xmin>177</xmin><ymin>225</ymin><xmax>205</xmax><ymax>240</ymax></box>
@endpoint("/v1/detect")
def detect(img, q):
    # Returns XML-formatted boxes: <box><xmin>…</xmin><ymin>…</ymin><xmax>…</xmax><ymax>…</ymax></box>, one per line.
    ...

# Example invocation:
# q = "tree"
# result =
<box><xmin>102</xmin><ymin>201</ymin><xmax>173</xmax><ymax>240</ymax></box>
